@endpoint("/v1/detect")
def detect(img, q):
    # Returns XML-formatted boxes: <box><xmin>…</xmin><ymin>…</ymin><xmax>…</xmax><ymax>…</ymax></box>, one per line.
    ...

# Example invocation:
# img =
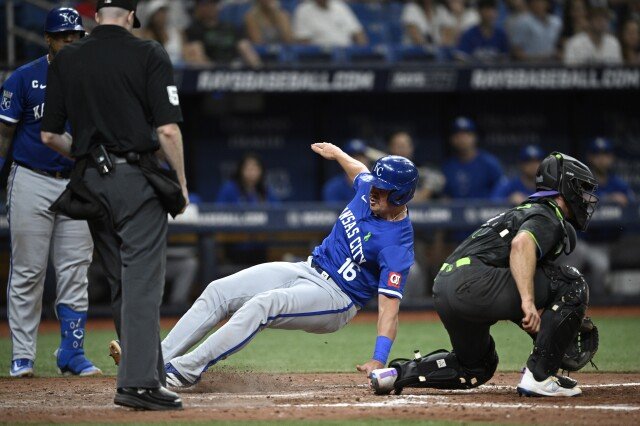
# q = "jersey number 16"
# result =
<box><xmin>337</xmin><ymin>258</ymin><xmax>359</xmax><ymax>281</ymax></box>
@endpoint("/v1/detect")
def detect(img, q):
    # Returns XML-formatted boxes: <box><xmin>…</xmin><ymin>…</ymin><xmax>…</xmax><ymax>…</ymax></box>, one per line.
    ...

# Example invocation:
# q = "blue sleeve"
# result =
<box><xmin>215</xmin><ymin>181</ymin><xmax>239</xmax><ymax>204</ymax></box>
<box><xmin>377</xmin><ymin>246</ymin><xmax>414</xmax><ymax>300</ymax></box>
<box><xmin>486</xmin><ymin>154</ymin><xmax>505</xmax><ymax>191</ymax></box>
<box><xmin>0</xmin><ymin>72</ymin><xmax>24</xmax><ymax>124</ymax></box>
<box><xmin>353</xmin><ymin>172</ymin><xmax>369</xmax><ymax>191</ymax></box>
<box><xmin>491</xmin><ymin>179</ymin><xmax>513</xmax><ymax>201</ymax></box>
<box><xmin>442</xmin><ymin>162</ymin><xmax>455</xmax><ymax>197</ymax></box>
<box><xmin>323</xmin><ymin>177</ymin><xmax>341</xmax><ymax>202</ymax></box>
<box><xmin>458</xmin><ymin>29</ymin><xmax>474</xmax><ymax>54</ymax></box>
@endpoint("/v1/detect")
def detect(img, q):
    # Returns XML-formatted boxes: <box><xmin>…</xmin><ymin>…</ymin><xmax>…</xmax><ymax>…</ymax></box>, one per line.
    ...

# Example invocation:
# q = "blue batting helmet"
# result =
<box><xmin>362</xmin><ymin>156</ymin><xmax>419</xmax><ymax>206</ymax></box>
<box><xmin>44</xmin><ymin>7</ymin><xmax>85</xmax><ymax>34</ymax></box>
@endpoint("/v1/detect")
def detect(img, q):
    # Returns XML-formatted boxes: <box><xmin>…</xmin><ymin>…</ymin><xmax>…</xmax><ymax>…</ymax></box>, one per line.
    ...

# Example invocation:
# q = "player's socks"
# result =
<box><xmin>55</xmin><ymin>304</ymin><xmax>102</xmax><ymax>376</ymax></box>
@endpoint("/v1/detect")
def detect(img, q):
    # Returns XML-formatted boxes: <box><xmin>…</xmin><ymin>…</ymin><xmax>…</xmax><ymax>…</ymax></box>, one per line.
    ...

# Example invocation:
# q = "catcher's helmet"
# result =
<box><xmin>535</xmin><ymin>152</ymin><xmax>599</xmax><ymax>231</ymax></box>
<box><xmin>45</xmin><ymin>7</ymin><xmax>85</xmax><ymax>34</ymax></box>
<box><xmin>362</xmin><ymin>156</ymin><xmax>419</xmax><ymax>206</ymax></box>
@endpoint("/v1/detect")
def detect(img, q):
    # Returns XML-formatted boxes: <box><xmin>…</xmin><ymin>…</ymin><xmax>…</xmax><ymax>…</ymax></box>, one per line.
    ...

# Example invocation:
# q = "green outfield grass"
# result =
<box><xmin>1</xmin><ymin>316</ymin><xmax>638</xmax><ymax>377</ymax></box>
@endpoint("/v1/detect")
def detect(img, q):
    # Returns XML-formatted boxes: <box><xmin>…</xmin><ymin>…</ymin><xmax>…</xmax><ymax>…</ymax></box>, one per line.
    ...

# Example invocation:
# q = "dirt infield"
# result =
<box><xmin>1</xmin><ymin>372</ymin><xmax>639</xmax><ymax>424</ymax></box>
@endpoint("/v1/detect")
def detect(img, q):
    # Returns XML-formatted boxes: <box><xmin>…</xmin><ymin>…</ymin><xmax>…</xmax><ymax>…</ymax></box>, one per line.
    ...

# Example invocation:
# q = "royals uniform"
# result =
<box><xmin>1</xmin><ymin>55</ymin><xmax>96</xmax><ymax>375</ymax></box>
<box><xmin>161</xmin><ymin>172</ymin><xmax>415</xmax><ymax>383</ymax></box>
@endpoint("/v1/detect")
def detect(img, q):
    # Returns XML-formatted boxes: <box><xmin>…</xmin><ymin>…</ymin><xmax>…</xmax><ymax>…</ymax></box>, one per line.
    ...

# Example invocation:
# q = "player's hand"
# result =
<box><xmin>356</xmin><ymin>359</ymin><xmax>384</xmax><ymax>377</ymax></box>
<box><xmin>179</xmin><ymin>184</ymin><xmax>190</xmax><ymax>214</ymax></box>
<box><xmin>311</xmin><ymin>142</ymin><xmax>343</xmax><ymax>160</ymax></box>
<box><xmin>521</xmin><ymin>300</ymin><xmax>541</xmax><ymax>333</ymax></box>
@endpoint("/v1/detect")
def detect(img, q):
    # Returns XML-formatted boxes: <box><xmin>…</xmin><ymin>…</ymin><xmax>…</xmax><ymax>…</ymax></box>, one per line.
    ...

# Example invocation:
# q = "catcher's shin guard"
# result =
<box><xmin>527</xmin><ymin>265</ymin><xmax>589</xmax><ymax>380</ymax></box>
<box><xmin>388</xmin><ymin>337</ymin><xmax>499</xmax><ymax>392</ymax></box>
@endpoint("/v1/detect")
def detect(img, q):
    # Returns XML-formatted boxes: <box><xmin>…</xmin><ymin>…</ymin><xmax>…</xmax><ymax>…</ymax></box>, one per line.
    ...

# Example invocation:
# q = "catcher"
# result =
<box><xmin>371</xmin><ymin>152</ymin><xmax>599</xmax><ymax>397</ymax></box>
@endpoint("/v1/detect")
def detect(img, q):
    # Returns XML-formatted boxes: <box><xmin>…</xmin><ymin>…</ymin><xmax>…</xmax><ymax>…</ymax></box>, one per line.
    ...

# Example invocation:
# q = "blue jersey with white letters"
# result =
<box><xmin>312</xmin><ymin>173</ymin><xmax>415</xmax><ymax>308</ymax></box>
<box><xmin>0</xmin><ymin>56</ymin><xmax>73</xmax><ymax>172</ymax></box>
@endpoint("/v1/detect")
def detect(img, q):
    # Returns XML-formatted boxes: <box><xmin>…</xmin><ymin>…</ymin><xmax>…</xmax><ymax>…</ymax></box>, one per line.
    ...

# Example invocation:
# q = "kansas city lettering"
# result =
<box><xmin>339</xmin><ymin>208</ymin><xmax>366</xmax><ymax>265</ymax></box>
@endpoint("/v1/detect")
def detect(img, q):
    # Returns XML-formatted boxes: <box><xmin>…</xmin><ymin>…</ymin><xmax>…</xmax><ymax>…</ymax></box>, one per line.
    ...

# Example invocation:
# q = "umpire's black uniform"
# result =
<box><xmin>433</xmin><ymin>199</ymin><xmax>577</xmax><ymax>381</ymax></box>
<box><xmin>41</xmin><ymin>1</ymin><xmax>183</xmax><ymax>409</ymax></box>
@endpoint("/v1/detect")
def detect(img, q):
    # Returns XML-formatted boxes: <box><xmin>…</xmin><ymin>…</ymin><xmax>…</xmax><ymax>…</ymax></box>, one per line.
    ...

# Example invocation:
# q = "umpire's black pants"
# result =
<box><xmin>432</xmin><ymin>257</ymin><xmax>553</xmax><ymax>368</ymax></box>
<box><xmin>84</xmin><ymin>163</ymin><xmax>167</xmax><ymax>389</ymax></box>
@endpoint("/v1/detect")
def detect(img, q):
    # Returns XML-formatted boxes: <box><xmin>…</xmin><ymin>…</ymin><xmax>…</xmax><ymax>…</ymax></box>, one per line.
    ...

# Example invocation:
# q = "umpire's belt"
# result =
<box><xmin>440</xmin><ymin>257</ymin><xmax>471</xmax><ymax>273</ymax></box>
<box><xmin>307</xmin><ymin>256</ymin><xmax>333</xmax><ymax>281</ymax></box>
<box><xmin>14</xmin><ymin>160</ymin><xmax>71</xmax><ymax>179</ymax></box>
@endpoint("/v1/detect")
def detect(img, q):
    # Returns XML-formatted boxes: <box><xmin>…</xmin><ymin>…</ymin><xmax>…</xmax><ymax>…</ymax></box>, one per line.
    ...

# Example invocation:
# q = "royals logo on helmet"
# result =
<box><xmin>388</xmin><ymin>272</ymin><xmax>402</xmax><ymax>288</ymax></box>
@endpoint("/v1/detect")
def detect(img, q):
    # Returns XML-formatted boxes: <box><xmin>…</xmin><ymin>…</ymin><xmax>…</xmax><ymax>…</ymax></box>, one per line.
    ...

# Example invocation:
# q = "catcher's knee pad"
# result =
<box><xmin>390</xmin><ymin>337</ymin><xmax>498</xmax><ymax>391</ymax></box>
<box><xmin>529</xmin><ymin>265</ymin><xmax>589</xmax><ymax>378</ymax></box>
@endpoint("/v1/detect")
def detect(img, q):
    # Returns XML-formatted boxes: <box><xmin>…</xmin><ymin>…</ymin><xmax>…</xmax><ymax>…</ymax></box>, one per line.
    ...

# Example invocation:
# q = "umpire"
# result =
<box><xmin>41</xmin><ymin>0</ymin><xmax>188</xmax><ymax>410</ymax></box>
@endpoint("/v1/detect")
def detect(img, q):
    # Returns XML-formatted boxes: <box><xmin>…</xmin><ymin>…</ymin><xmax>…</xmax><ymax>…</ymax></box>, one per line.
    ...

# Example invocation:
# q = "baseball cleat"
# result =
<box><xmin>165</xmin><ymin>362</ymin><xmax>197</xmax><ymax>388</ymax></box>
<box><xmin>109</xmin><ymin>340</ymin><xmax>121</xmax><ymax>366</ymax></box>
<box><xmin>54</xmin><ymin>349</ymin><xmax>103</xmax><ymax>376</ymax></box>
<box><xmin>516</xmin><ymin>367</ymin><xmax>582</xmax><ymax>397</ymax></box>
<box><xmin>10</xmin><ymin>359</ymin><xmax>34</xmax><ymax>378</ymax></box>
<box><xmin>114</xmin><ymin>386</ymin><xmax>182</xmax><ymax>411</ymax></box>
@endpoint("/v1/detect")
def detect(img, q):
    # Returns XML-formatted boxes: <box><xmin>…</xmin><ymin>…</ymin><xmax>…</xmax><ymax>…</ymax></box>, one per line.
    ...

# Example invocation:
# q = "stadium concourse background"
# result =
<box><xmin>1</xmin><ymin>0</ymin><xmax>640</xmax><ymax>317</ymax></box>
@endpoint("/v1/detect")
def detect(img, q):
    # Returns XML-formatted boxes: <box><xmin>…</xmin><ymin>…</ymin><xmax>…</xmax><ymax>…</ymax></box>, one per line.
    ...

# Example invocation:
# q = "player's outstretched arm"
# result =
<box><xmin>311</xmin><ymin>142</ymin><xmax>369</xmax><ymax>183</ymax></box>
<box><xmin>356</xmin><ymin>295</ymin><xmax>400</xmax><ymax>376</ymax></box>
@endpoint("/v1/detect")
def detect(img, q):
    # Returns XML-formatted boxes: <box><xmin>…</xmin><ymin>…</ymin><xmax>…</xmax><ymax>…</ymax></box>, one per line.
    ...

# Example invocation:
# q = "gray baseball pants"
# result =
<box><xmin>162</xmin><ymin>260</ymin><xmax>357</xmax><ymax>382</ymax></box>
<box><xmin>6</xmin><ymin>164</ymin><xmax>93</xmax><ymax>360</ymax></box>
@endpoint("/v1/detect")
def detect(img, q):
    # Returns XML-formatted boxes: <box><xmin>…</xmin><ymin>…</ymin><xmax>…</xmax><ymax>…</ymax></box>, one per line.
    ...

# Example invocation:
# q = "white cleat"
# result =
<box><xmin>517</xmin><ymin>367</ymin><xmax>582</xmax><ymax>397</ymax></box>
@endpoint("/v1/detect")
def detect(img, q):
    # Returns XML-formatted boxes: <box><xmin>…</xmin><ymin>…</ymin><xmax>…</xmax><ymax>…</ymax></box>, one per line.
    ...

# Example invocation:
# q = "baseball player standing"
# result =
<box><xmin>0</xmin><ymin>7</ymin><xmax>100</xmax><ymax>377</ymax></box>
<box><xmin>153</xmin><ymin>144</ymin><xmax>418</xmax><ymax>387</ymax></box>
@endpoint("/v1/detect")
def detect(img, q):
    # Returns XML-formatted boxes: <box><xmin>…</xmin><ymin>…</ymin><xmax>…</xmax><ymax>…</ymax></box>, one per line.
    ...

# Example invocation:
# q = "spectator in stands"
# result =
<box><xmin>560</xmin><ymin>137</ymin><xmax>636</xmax><ymax>298</ymax></box>
<box><xmin>138</xmin><ymin>0</ymin><xmax>192</xmax><ymax>32</ymax></box>
<box><xmin>216</xmin><ymin>153</ymin><xmax>280</xmax><ymax>204</ymax></box>
<box><xmin>293</xmin><ymin>0</ymin><xmax>368</xmax><ymax>47</ymax></box>
<box><xmin>322</xmin><ymin>140</ymin><xmax>370</xmax><ymax>202</ymax></box>
<box><xmin>140</xmin><ymin>0</ymin><xmax>184</xmax><ymax>64</ymax></box>
<box><xmin>504</xmin><ymin>0</ymin><xmax>528</xmax><ymax>40</ymax></box>
<box><xmin>456</xmin><ymin>0</ymin><xmax>510</xmax><ymax>62</ymax></box>
<box><xmin>588</xmin><ymin>137</ymin><xmax>635</xmax><ymax>206</ymax></box>
<box><xmin>184</xmin><ymin>0</ymin><xmax>262</xmax><ymax>68</ymax></box>
<box><xmin>561</xmin><ymin>0</ymin><xmax>590</xmax><ymax>46</ymax></box>
<box><xmin>564</xmin><ymin>2</ymin><xmax>623</xmax><ymax>65</ymax></box>
<box><xmin>510</xmin><ymin>0</ymin><xmax>562</xmax><ymax>62</ymax></box>
<box><xmin>491</xmin><ymin>144</ymin><xmax>545</xmax><ymax>205</ymax></box>
<box><xmin>402</xmin><ymin>0</ymin><xmax>441</xmax><ymax>46</ymax></box>
<box><xmin>245</xmin><ymin>0</ymin><xmax>294</xmax><ymax>45</ymax></box>
<box><xmin>619</xmin><ymin>18</ymin><xmax>640</xmax><ymax>65</ymax></box>
<box><xmin>436</xmin><ymin>0</ymin><xmax>480</xmax><ymax>47</ymax></box>
<box><xmin>443</xmin><ymin>117</ymin><xmax>505</xmax><ymax>199</ymax></box>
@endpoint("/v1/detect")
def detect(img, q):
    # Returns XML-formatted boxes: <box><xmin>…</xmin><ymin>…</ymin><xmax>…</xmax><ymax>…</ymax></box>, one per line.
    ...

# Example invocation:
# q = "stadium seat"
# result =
<box><xmin>218</xmin><ymin>0</ymin><xmax>253</xmax><ymax>29</ymax></box>
<box><xmin>280</xmin><ymin>0</ymin><xmax>300</xmax><ymax>15</ymax></box>
<box><xmin>390</xmin><ymin>45</ymin><xmax>438</xmax><ymax>63</ymax></box>
<box><xmin>286</xmin><ymin>44</ymin><xmax>337</xmax><ymax>64</ymax></box>
<box><xmin>364</xmin><ymin>22</ymin><xmax>390</xmax><ymax>46</ymax></box>
<box><xmin>387</xmin><ymin>1</ymin><xmax>405</xmax><ymax>44</ymax></box>
<box><xmin>254</xmin><ymin>44</ymin><xmax>288</xmax><ymax>64</ymax></box>
<box><xmin>335</xmin><ymin>45</ymin><xmax>390</xmax><ymax>64</ymax></box>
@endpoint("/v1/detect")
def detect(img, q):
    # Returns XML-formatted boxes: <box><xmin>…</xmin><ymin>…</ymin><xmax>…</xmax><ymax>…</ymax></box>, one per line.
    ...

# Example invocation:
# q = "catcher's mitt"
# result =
<box><xmin>560</xmin><ymin>317</ymin><xmax>599</xmax><ymax>372</ymax></box>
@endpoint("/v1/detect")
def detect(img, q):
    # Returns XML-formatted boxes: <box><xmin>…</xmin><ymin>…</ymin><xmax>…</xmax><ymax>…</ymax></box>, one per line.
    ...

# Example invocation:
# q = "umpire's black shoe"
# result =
<box><xmin>114</xmin><ymin>386</ymin><xmax>183</xmax><ymax>410</ymax></box>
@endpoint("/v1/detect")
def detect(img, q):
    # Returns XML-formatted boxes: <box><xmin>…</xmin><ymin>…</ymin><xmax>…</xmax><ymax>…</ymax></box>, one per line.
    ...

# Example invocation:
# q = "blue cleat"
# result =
<box><xmin>165</xmin><ymin>362</ymin><xmax>198</xmax><ymax>388</ymax></box>
<box><xmin>10</xmin><ymin>358</ymin><xmax>34</xmax><ymax>378</ymax></box>
<box><xmin>55</xmin><ymin>348</ymin><xmax>102</xmax><ymax>376</ymax></box>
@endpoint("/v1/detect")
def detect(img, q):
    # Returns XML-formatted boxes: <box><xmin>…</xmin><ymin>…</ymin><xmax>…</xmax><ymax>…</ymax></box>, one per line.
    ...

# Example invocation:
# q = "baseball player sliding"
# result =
<box><xmin>0</xmin><ymin>8</ymin><xmax>100</xmax><ymax>377</ymax></box>
<box><xmin>113</xmin><ymin>143</ymin><xmax>418</xmax><ymax>387</ymax></box>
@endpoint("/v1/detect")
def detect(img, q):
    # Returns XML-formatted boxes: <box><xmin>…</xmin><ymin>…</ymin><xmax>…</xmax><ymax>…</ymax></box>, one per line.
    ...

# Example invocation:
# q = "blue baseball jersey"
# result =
<box><xmin>443</xmin><ymin>150</ymin><xmax>505</xmax><ymax>199</ymax></box>
<box><xmin>458</xmin><ymin>25</ymin><xmax>510</xmax><ymax>61</ymax></box>
<box><xmin>0</xmin><ymin>56</ymin><xmax>73</xmax><ymax>172</ymax></box>
<box><xmin>491</xmin><ymin>176</ymin><xmax>535</xmax><ymax>201</ymax></box>
<box><xmin>312</xmin><ymin>173</ymin><xmax>415</xmax><ymax>308</ymax></box>
<box><xmin>322</xmin><ymin>174</ymin><xmax>355</xmax><ymax>203</ymax></box>
<box><xmin>597</xmin><ymin>174</ymin><xmax>635</xmax><ymax>202</ymax></box>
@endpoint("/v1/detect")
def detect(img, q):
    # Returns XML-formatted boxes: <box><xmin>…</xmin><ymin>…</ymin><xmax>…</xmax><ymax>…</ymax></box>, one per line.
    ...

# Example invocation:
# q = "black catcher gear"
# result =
<box><xmin>536</xmin><ymin>152</ymin><xmax>599</xmax><ymax>231</ymax></box>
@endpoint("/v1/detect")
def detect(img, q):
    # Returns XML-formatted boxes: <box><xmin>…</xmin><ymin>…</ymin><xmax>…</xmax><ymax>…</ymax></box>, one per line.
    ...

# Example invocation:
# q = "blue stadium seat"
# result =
<box><xmin>349</xmin><ymin>2</ymin><xmax>384</xmax><ymax>24</ymax></box>
<box><xmin>387</xmin><ymin>1</ymin><xmax>405</xmax><ymax>44</ymax></box>
<box><xmin>254</xmin><ymin>44</ymin><xmax>288</xmax><ymax>64</ymax></box>
<box><xmin>364</xmin><ymin>22</ymin><xmax>389</xmax><ymax>45</ymax></box>
<box><xmin>389</xmin><ymin>45</ymin><xmax>437</xmax><ymax>63</ymax></box>
<box><xmin>218</xmin><ymin>1</ymin><xmax>253</xmax><ymax>28</ymax></box>
<box><xmin>286</xmin><ymin>44</ymin><xmax>337</xmax><ymax>64</ymax></box>
<box><xmin>280</xmin><ymin>0</ymin><xmax>300</xmax><ymax>15</ymax></box>
<box><xmin>336</xmin><ymin>45</ymin><xmax>390</xmax><ymax>64</ymax></box>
